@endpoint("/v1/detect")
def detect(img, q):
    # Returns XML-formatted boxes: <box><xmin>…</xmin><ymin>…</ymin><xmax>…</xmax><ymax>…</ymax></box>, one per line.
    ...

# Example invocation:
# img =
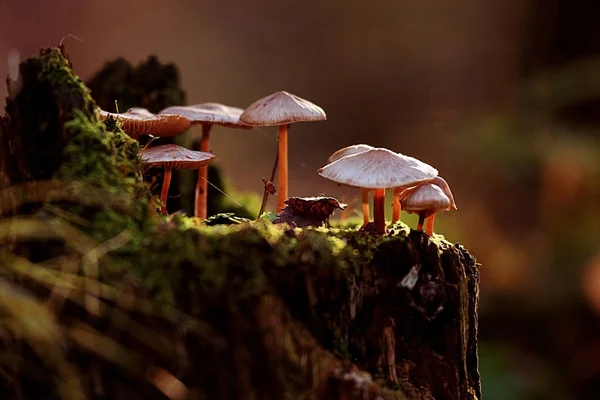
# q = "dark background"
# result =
<box><xmin>2</xmin><ymin>1</ymin><xmax>600</xmax><ymax>398</ymax></box>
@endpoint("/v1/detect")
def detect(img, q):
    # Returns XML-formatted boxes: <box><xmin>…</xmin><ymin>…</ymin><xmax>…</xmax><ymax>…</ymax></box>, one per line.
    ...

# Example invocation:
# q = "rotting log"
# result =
<box><xmin>0</xmin><ymin>46</ymin><xmax>481</xmax><ymax>400</ymax></box>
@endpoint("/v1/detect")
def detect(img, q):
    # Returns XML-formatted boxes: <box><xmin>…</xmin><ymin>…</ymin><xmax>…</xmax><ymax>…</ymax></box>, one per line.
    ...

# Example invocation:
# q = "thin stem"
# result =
<box><xmin>373</xmin><ymin>188</ymin><xmax>386</xmax><ymax>235</ymax></box>
<box><xmin>392</xmin><ymin>188</ymin><xmax>401</xmax><ymax>223</ymax></box>
<box><xmin>417</xmin><ymin>212</ymin><xmax>425</xmax><ymax>231</ymax></box>
<box><xmin>257</xmin><ymin>191</ymin><xmax>269</xmax><ymax>219</ymax></box>
<box><xmin>425</xmin><ymin>214</ymin><xmax>436</xmax><ymax>236</ymax></box>
<box><xmin>160</xmin><ymin>167</ymin><xmax>173</xmax><ymax>214</ymax></box>
<box><xmin>361</xmin><ymin>188</ymin><xmax>370</xmax><ymax>226</ymax></box>
<box><xmin>194</xmin><ymin>124</ymin><xmax>212</xmax><ymax>219</ymax></box>
<box><xmin>277</xmin><ymin>124</ymin><xmax>289</xmax><ymax>213</ymax></box>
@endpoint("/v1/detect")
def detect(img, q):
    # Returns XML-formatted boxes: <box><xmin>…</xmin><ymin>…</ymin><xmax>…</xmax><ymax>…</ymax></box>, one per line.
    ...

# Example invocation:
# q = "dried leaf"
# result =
<box><xmin>273</xmin><ymin>196</ymin><xmax>346</xmax><ymax>228</ymax></box>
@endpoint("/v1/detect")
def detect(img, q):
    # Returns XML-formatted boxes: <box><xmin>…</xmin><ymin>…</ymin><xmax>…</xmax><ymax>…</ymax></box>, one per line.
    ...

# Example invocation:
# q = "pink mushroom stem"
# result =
<box><xmin>160</xmin><ymin>167</ymin><xmax>173</xmax><ymax>214</ymax></box>
<box><xmin>373</xmin><ymin>188</ymin><xmax>386</xmax><ymax>234</ymax></box>
<box><xmin>277</xmin><ymin>124</ymin><xmax>289</xmax><ymax>213</ymax></box>
<box><xmin>425</xmin><ymin>214</ymin><xmax>436</xmax><ymax>236</ymax></box>
<box><xmin>361</xmin><ymin>188</ymin><xmax>370</xmax><ymax>226</ymax></box>
<box><xmin>392</xmin><ymin>188</ymin><xmax>402</xmax><ymax>223</ymax></box>
<box><xmin>194</xmin><ymin>124</ymin><xmax>213</xmax><ymax>219</ymax></box>
<box><xmin>417</xmin><ymin>212</ymin><xmax>426</xmax><ymax>231</ymax></box>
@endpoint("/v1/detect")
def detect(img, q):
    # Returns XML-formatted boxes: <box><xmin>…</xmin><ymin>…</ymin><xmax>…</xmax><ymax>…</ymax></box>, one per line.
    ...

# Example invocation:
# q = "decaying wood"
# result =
<box><xmin>0</xmin><ymin>46</ymin><xmax>481</xmax><ymax>400</ymax></box>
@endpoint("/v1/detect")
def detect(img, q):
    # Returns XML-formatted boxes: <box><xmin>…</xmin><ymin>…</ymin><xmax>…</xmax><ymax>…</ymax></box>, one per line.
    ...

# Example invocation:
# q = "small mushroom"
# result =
<box><xmin>98</xmin><ymin>108</ymin><xmax>191</xmax><ymax>140</ymax></box>
<box><xmin>158</xmin><ymin>103</ymin><xmax>250</xmax><ymax>219</ymax></box>
<box><xmin>240</xmin><ymin>91</ymin><xmax>327</xmax><ymax>212</ymax></box>
<box><xmin>399</xmin><ymin>176</ymin><xmax>457</xmax><ymax>236</ymax></box>
<box><xmin>326</xmin><ymin>144</ymin><xmax>374</xmax><ymax>226</ymax></box>
<box><xmin>141</xmin><ymin>144</ymin><xmax>215</xmax><ymax>214</ymax></box>
<box><xmin>318</xmin><ymin>148</ymin><xmax>437</xmax><ymax>234</ymax></box>
<box><xmin>390</xmin><ymin>154</ymin><xmax>441</xmax><ymax>224</ymax></box>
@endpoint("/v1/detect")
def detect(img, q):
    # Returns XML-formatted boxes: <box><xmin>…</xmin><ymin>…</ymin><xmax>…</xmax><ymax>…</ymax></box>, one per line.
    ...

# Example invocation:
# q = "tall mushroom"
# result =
<box><xmin>141</xmin><ymin>144</ymin><xmax>215</xmax><ymax>214</ymax></box>
<box><xmin>240</xmin><ymin>91</ymin><xmax>327</xmax><ymax>212</ymax></box>
<box><xmin>399</xmin><ymin>176</ymin><xmax>457</xmax><ymax>236</ymax></box>
<box><xmin>158</xmin><ymin>103</ymin><xmax>251</xmax><ymax>219</ymax></box>
<box><xmin>318</xmin><ymin>148</ymin><xmax>438</xmax><ymax>235</ymax></box>
<box><xmin>326</xmin><ymin>144</ymin><xmax>374</xmax><ymax>226</ymax></box>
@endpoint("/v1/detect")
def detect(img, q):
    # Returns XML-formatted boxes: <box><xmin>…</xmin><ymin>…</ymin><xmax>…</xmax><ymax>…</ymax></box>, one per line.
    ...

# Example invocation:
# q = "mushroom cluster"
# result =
<box><xmin>98</xmin><ymin>91</ymin><xmax>327</xmax><ymax>218</ymax></box>
<box><xmin>99</xmin><ymin>89</ymin><xmax>457</xmax><ymax>237</ymax></box>
<box><xmin>318</xmin><ymin>146</ymin><xmax>457</xmax><ymax>236</ymax></box>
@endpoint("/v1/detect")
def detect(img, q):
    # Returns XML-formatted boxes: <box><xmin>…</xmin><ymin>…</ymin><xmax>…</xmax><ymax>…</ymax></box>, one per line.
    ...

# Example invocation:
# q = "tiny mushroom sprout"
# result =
<box><xmin>399</xmin><ymin>176</ymin><xmax>457</xmax><ymax>236</ymax></box>
<box><xmin>98</xmin><ymin>108</ymin><xmax>191</xmax><ymax>140</ymax></box>
<box><xmin>141</xmin><ymin>144</ymin><xmax>215</xmax><ymax>214</ymax></box>
<box><xmin>158</xmin><ymin>103</ymin><xmax>251</xmax><ymax>220</ymax></box>
<box><xmin>326</xmin><ymin>144</ymin><xmax>375</xmax><ymax>226</ymax></box>
<box><xmin>318</xmin><ymin>148</ymin><xmax>438</xmax><ymax>235</ymax></box>
<box><xmin>240</xmin><ymin>91</ymin><xmax>327</xmax><ymax>212</ymax></box>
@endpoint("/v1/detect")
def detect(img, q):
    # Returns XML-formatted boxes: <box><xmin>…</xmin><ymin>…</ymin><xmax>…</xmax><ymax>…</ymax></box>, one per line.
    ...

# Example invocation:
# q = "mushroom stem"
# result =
<box><xmin>392</xmin><ymin>188</ymin><xmax>402</xmax><ymax>223</ymax></box>
<box><xmin>361</xmin><ymin>189</ymin><xmax>370</xmax><ymax>226</ymax></box>
<box><xmin>277</xmin><ymin>124</ymin><xmax>289</xmax><ymax>212</ymax></box>
<box><xmin>425</xmin><ymin>214</ymin><xmax>436</xmax><ymax>236</ymax></box>
<box><xmin>160</xmin><ymin>167</ymin><xmax>173</xmax><ymax>214</ymax></box>
<box><xmin>194</xmin><ymin>124</ymin><xmax>213</xmax><ymax>219</ymax></box>
<box><xmin>373</xmin><ymin>188</ymin><xmax>386</xmax><ymax>234</ymax></box>
<box><xmin>417</xmin><ymin>212</ymin><xmax>425</xmax><ymax>231</ymax></box>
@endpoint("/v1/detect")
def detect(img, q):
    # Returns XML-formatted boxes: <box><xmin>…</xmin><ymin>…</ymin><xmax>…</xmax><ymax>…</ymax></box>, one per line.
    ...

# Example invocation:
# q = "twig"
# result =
<box><xmin>257</xmin><ymin>149</ymin><xmax>279</xmax><ymax>219</ymax></box>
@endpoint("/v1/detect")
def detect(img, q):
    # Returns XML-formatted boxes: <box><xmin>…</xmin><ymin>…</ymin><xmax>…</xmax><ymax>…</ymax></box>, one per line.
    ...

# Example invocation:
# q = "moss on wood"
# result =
<box><xmin>0</xmin><ymin>46</ymin><xmax>481</xmax><ymax>400</ymax></box>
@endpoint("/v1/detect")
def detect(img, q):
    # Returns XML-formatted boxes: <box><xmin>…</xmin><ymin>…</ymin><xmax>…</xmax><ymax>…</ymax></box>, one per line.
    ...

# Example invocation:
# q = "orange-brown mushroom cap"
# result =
<box><xmin>327</xmin><ymin>144</ymin><xmax>374</xmax><ymax>164</ymax></box>
<box><xmin>239</xmin><ymin>91</ymin><xmax>327</xmax><ymax>126</ymax></box>
<box><xmin>141</xmin><ymin>144</ymin><xmax>215</xmax><ymax>170</ymax></box>
<box><xmin>318</xmin><ymin>148</ymin><xmax>438</xmax><ymax>189</ymax></box>
<box><xmin>98</xmin><ymin>109</ymin><xmax>191</xmax><ymax>139</ymax></box>
<box><xmin>159</xmin><ymin>103</ymin><xmax>252</xmax><ymax>129</ymax></box>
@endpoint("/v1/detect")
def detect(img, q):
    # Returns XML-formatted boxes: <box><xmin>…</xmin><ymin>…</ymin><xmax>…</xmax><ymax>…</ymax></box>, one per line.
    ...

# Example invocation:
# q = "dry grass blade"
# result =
<box><xmin>0</xmin><ymin>217</ymin><xmax>104</xmax><ymax>317</ymax></box>
<box><xmin>0</xmin><ymin>180</ymin><xmax>66</xmax><ymax>217</ymax></box>
<box><xmin>0</xmin><ymin>180</ymin><xmax>135</xmax><ymax>218</ymax></box>
<box><xmin>146</xmin><ymin>366</ymin><xmax>188</xmax><ymax>400</ymax></box>
<box><xmin>0</xmin><ymin>277</ymin><xmax>85</xmax><ymax>400</ymax></box>
<box><xmin>67</xmin><ymin>322</ymin><xmax>139</xmax><ymax>372</ymax></box>
<box><xmin>2</xmin><ymin>252</ymin><xmax>226</xmax><ymax>355</ymax></box>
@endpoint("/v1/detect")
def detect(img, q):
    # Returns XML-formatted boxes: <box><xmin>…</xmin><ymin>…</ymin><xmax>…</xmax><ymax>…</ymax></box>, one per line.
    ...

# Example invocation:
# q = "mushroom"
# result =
<box><xmin>240</xmin><ymin>91</ymin><xmax>327</xmax><ymax>212</ymax></box>
<box><xmin>98</xmin><ymin>108</ymin><xmax>191</xmax><ymax>140</ymax></box>
<box><xmin>399</xmin><ymin>176</ymin><xmax>457</xmax><ymax>236</ymax></box>
<box><xmin>326</xmin><ymin>144</ymin><xmax>374</xmax><ymax>226</ymax></box>
<box><xmin>158</xmin><ymin>103</ymin><xmax>251</xmax><ymax>219</ymax></box>
<box><xmin>318</xmin><ymin>148</ymin><xmax>437</xmax><ymax>234</ymax></box>
<box><xmin>141</xmin><ymin>144</ymin><xmax>215</xmax><ymax>214</ymax></box>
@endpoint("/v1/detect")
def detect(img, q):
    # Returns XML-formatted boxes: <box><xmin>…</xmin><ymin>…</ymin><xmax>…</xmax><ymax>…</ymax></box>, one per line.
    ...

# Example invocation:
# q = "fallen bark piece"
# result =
<box><xmin>273</xmin><ymin>196</ymin><xmax>347</xmax><ymax>228</ymax></box>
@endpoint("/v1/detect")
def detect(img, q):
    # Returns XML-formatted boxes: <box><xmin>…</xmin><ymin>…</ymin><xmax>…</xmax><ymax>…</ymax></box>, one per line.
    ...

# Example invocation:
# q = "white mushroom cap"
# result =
<box><xmin>401</xmin><ymin>183</ymin><xmax>452</xmax><ymax>217</ymax></box>
<box><xmin>318</xmin><ymin>147</ymin><xmax>438</xmax><ymax>189</ymax></box>
<box><xmin>429</xmin><ymin>176</ymin><xmax>457</xmax><ymax>210</ymax></box>
<box><xmin>239</xmin><ymin>91</ymin><xmax>326</xmax><ymax>126</ymax></box>
<box><xmin>159</xmin><ymin>103</ymin><xmax>250</xmax><ymax>128</ymax></box>
<box><xmin>327</xmin><ymin>144</ymin><xmax>374</xmax><ymax>164</ymax></box>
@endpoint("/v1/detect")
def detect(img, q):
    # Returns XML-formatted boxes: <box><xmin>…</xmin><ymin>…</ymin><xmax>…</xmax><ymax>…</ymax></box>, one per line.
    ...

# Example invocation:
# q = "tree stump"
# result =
<box><xmin>0</xmin><ymin>46</ymin><xmax>481</xmax><ymax>400</ymax></box>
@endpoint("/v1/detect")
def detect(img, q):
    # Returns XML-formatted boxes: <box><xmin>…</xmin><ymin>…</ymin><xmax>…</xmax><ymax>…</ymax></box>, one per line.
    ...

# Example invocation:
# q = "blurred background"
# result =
<box><xmin>2</xmin><ymin>0</ymin><xmax>600</xmax><ymax>398</ymax></box>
